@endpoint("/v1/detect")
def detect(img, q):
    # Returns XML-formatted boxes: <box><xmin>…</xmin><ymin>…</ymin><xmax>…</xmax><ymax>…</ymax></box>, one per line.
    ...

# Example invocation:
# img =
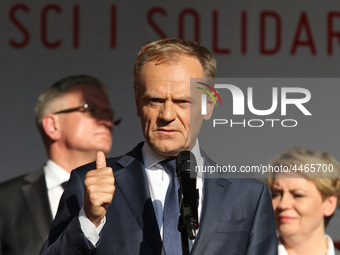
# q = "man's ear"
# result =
<box><xmin>42</xmin><ymin>114</ymin><xmax>61</xmax><ymax>141</ymax></box>
<box><xmin>323</xmin><ymin>195</ymin><xmax>338</xmax><ymax>217</ymax></box>
<box><xmin>203</xmin><ymin>92</ymin><xmax>216</xmax><ymax>120</ymax></box>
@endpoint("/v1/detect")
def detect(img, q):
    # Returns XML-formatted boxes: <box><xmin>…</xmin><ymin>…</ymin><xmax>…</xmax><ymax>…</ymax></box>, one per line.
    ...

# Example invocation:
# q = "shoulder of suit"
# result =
<box><xmin>0</xmin><ymin>167</ymin><xmax>44</xmax><ymax>190</ymax></box>
<box><xmin>201</xmin><ymin>152</ymin><xmax>269</xmax><ymax>192</ymax></box>
<box><xmin>223</xmin><ymin>177</ymin><xmax>268</xmax><ymax>193</ymax></box>
<box><xmin>228</xmin><ymin>177</ymin><xmax>265</xmax><ymax>185</ymax></box>
<box><xmin>0</xmin><ymin>168</ymin><xmax>45</xmax><ymax>208</ymax></box>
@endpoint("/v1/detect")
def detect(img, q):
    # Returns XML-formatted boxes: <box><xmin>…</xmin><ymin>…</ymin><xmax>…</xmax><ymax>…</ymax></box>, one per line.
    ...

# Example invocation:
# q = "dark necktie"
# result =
<box><xmin>161</xmin><ymin>159</ymin><xmax>182</xmax><ymax>255</ymax></box>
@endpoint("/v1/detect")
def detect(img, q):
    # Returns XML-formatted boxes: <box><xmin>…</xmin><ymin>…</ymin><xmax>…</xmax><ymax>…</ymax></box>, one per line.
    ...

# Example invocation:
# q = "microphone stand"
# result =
<box><xmin>177</xmin><ymin>188</ymin><xmax>199</xmax><ymax>255</ymax></box>
<box><xmin>176</xmin><ymin>151</ymin><xmax>199</xmax><ymax>255</ymax></box>
<box><xmin>178</xmin><ymin>214</ymin><xmax>190</xmax><ymax>255</ymax></box>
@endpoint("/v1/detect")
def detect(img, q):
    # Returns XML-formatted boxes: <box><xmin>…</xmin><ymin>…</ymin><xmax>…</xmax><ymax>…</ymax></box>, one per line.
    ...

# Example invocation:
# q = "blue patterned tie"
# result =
<box><xmin>161</xmin><ymin>159</ymin><xmax>182</xmax><ymax>255</ymax></box>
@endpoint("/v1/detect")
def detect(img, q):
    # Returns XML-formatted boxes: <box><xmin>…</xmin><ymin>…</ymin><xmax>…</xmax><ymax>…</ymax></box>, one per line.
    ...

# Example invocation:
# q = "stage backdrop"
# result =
<box><xmin>0</xmin><ymin>0</ymin><xmax>339</xmax><ymax>238</ymax></box>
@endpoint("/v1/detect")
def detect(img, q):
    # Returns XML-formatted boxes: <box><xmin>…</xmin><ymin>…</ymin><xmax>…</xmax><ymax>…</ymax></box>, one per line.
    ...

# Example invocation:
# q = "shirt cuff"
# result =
<box><xmin>78</xmin><ymin>207</ymin><xmax>106</xmax><ymax>246</ymax></box>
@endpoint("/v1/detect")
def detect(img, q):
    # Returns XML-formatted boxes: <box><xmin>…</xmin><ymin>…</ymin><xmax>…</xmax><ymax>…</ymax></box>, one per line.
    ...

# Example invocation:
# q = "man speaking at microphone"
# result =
<box><xmin>41</xmin><ymin>38</ymin><xmax>277</xmax><ymax>254</ymax></box>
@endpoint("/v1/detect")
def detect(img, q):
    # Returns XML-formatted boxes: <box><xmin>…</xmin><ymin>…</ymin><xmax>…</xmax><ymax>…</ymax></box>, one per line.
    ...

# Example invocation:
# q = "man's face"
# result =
<box><xmin>136</xmin><ymin>55</ymin><xmax>212</xmax><ymax>158</ymax></box>
<box><xmin>56</xmin><ymin>85</ymin><xmax>113</xmax><ymax>156</ymax></box>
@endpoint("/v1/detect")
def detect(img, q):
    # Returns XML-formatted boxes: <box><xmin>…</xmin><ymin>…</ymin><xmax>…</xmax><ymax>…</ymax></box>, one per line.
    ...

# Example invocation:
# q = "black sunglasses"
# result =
<box><xmin>54</xmin><ymin>104</ymin><xmax>121</xmax><ymax>125</ymax></box>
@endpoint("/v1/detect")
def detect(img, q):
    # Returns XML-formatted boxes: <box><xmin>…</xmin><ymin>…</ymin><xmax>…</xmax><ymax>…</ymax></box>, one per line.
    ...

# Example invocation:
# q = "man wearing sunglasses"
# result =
<box><xmin>0</xmin><ymin>75</ymin><xmax>118</xmax><ymax>255</ymax></box>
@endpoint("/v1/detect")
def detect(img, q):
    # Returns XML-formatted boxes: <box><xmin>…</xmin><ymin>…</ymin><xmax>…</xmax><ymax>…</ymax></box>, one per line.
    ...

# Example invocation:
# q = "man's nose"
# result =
<box><xmin>159</xmin><ymin>101</ymin><xmax>176</xmax><ymax>122</ymax></box>
<box><xmin>95</xmin><ymin>109</ymin><xmax>117</xmax><ymax>128</ymax></box>
<box><xmin>98</xmin><ymin>118</ymin><xmax>114</xmax><ymax>129</ymax></box>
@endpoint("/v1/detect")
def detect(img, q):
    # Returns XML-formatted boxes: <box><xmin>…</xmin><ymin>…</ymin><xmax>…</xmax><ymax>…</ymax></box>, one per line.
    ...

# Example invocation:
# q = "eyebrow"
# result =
<box><xmin>143</xmin><ymin>93</ymin><xmax>161</xmax><ymax>99</ymax></box>
<box><xmin>143</xmin><ymin>93</ymin><xmax>190</xmax><ymax>101</ymax></box>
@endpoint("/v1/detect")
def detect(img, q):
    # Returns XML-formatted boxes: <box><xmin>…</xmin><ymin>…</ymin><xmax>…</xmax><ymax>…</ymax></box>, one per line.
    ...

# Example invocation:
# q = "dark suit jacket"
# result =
<box><xmin>0</xmin><ymin>168</ymin><xmax>52</xmax><ymax>255</ymax></box>
<box><xmin>41</xmin><ymin>143</ymin><xmax>278</xmax><ymax>255</ymax></box>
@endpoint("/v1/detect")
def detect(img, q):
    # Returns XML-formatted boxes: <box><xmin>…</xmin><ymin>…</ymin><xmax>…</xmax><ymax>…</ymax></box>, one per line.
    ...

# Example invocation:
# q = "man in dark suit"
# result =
<box><xmin>0</xmin><ymin>75</ymin><xmax>117</xmax><ymax>255</ymax></box>
<box><xmin>41</xmin><ymin>39</ymin><xmax>278</xmax><ymax>254</ymax></box>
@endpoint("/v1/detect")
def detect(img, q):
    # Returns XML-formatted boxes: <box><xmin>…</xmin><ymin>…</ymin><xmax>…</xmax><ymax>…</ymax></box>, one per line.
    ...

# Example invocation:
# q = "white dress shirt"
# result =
<box><xmin>79</xmin><ymin>140</ymin><xmax>204</xmax><ymax>246</ymax></box>
<box><xmin>278</xmin><ymin>235</ymin><xmax>337</xmax><ymax>255</ymax></box>
<box><xmin>44</xmin><ymin>160</ymin><xmax>70</xmax><ymax>219</ymax></box>
<box><xmin>143</xmin><ymin>139</ymin><xmax>204</xmax><ymax>239</ymax></box>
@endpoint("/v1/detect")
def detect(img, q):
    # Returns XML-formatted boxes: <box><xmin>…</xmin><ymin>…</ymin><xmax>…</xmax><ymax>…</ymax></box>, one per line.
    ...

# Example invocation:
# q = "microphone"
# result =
<box><xmin>176</xmin><ymin>150</ymin><xmax>199</xmax><ymax>240</ymax></box>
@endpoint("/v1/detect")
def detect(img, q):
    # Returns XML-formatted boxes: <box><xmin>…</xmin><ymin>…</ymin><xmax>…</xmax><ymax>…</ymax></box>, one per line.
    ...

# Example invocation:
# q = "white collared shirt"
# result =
<box><xmin>44</xmin><ymin>160</ymin><xmax>70</xmax><ymax>218</ymax></box>
<box><xmin>143</xmin><ymin>139</ymin><xmax>204</xmax><ymax>239</ymax></box>
<box><xmin>278</xmin><ymin>235</ymin><xmax>337</xmax><ymax>255</ymax></box>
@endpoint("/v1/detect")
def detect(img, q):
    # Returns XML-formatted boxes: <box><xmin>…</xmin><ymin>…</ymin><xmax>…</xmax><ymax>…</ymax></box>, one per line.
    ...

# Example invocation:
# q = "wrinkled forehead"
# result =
<box><xmin>141</xmin><ymin>53</ymin><xmax>202</xmax><ymax>78</ymax></box>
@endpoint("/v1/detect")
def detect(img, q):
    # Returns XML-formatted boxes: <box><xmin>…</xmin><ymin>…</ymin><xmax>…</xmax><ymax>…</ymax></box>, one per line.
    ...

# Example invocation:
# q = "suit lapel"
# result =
<box><xmin>114</xmin><ymin>144</ymin><xmax>163</xmax><ymax>254</ymax></box>
<box><xmin>21</xmin><ymin>168</ymin><xmax>52</xmax><ymax>242</ymax></box>
<box><xmin>191</xmin><ymin>156</ymin><xmax>232</xmax><ymax>254</ymax></box>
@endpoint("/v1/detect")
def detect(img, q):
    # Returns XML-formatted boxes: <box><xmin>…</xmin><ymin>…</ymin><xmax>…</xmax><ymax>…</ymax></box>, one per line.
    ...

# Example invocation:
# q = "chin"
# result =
<box><xmin>162</xmin><ymin>147</ymin><xmax>190</xmax><ymax>158</ymax></box>
<box><xmin>149</xmin><ymin>136</ymin><xmax>189</xmax><ymax>155</ymax></box>
<box><xmin>151</xmin><ymin>145</ymin><xmax>179</xmax><ymax>158</ymax></box>
<box><xmin>95</xmin><ymin>144</ymin><xmax>112</xmax><ymax>155</ymax></box>
<box><xmin>278</xmin><ymin>228</ymin><xmax>298</xmax><ymax>238</ymax></box>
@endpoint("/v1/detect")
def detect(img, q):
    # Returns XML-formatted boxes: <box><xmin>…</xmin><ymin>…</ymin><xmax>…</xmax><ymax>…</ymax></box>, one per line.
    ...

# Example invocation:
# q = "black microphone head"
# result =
<box><xmin>176</xmin><ymin>151</ymin><xmax>197</xmax><ymax>176</ymax></box>
<box><xmin>176</xmin><ymin>151</ymin><xmax>197</xmax><ymax>166</ymax></box>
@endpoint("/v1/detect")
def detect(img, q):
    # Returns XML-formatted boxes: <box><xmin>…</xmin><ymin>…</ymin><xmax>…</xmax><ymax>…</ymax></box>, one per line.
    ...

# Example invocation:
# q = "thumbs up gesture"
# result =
<box><xmin>84</xmin><ymin>151</ymin><xmax>115</xmax><ymax>227</ymax></box>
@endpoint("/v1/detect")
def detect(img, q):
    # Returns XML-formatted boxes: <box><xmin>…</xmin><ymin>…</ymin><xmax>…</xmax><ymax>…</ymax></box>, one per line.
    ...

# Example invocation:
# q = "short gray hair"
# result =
<box><xmin>34</xmin><ymin>75</ymin><xmax>107</xmax><ymax>134</ymax></box>
<box><xmin>133</xmin><ymin>38</ymin><xmax>217</xmax><ymax>96</ymax></box>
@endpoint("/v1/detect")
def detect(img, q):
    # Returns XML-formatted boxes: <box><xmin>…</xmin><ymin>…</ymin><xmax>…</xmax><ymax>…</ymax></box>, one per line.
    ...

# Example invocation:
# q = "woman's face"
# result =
<box><xmin>271</xmin><ymin>177</ymin><xmax>334</xmax><ymax>239</ymax></box>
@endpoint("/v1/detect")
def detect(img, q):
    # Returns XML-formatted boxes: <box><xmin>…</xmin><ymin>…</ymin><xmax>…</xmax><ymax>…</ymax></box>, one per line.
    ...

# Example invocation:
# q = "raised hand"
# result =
<box><xmin>84</xmin><ymin>151</ymin><xmax>115</xmax><ymax>227</ymax></box>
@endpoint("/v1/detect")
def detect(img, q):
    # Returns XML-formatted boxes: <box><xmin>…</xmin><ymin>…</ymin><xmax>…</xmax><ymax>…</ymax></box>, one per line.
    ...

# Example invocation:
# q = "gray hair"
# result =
<box><xmin>133</xmin><ymin>38</ymin><xmax>217</xmax><ymax>97</ymax></box>
<box><xmin>34</xmin><ymin>75</ymin><xmax>107</xmax><ymax>134</ymax></box>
